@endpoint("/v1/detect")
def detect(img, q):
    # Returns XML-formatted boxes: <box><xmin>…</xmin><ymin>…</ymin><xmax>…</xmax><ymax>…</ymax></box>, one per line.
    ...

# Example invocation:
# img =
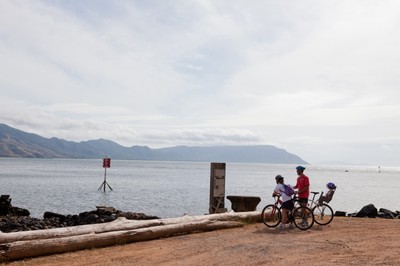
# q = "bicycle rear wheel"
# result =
<box><xmin>261</xmin><ymin>204</ymin><xmax>281</xmax><ymax>227</ymax></box>
<box><xmin>292</xmin><ymin>206</ymin><xmax>314</xmax><ymax>230</ymax></box>
<box><xmin>312</xmin><ymin>203</ymin><xmax>334</xmax><ymax>225</ymax></box>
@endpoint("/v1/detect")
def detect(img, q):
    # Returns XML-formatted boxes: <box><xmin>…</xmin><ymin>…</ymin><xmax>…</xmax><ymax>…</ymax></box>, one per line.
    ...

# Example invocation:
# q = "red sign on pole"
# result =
<box><xmin>103</xmin><ymin>158</ymin><xmax>111</xmax><ymax>168</ymax></box>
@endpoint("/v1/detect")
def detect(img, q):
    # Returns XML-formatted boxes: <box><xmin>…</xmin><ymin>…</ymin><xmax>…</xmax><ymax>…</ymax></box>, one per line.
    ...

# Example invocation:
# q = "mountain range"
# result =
<box><xmin>0</xmin><ymin>123</ymin><xmax>307</xmax><ymax>164</ymax></box>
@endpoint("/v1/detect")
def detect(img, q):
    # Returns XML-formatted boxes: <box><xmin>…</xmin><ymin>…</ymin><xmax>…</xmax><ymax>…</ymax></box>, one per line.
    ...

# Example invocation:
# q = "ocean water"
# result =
<box><xmin>0</xmin><ymin>158</ymin><xmax>399</xmax><ymax>218</ymax></box>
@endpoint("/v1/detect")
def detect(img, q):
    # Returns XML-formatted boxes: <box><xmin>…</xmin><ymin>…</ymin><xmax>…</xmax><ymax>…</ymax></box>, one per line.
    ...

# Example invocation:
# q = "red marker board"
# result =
<box><xmin>103</xmin><ymin>158</ymin><xmax>111</xmax><ymax>168</ymax></box>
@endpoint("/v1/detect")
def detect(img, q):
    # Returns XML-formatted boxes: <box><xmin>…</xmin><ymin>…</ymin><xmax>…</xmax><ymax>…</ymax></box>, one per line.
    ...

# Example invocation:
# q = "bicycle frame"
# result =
<box><xmin>307</xmin><ymin>191</ymin><xmax>334</xmax><ymax>226</ymax></box>
<box><xmin>261</xmin><ymin>195</ymin><xmax>314</xmax><ymax>230</ymax></box>
<box><xmin>294</xmin><ymin>191</ymin><xmax>328</xmax><ymax>208</ymax></box>
<box><xmin>309</xmin><ymin>191</ymin><xmax>321</xmax><ymax>208</ymax></box>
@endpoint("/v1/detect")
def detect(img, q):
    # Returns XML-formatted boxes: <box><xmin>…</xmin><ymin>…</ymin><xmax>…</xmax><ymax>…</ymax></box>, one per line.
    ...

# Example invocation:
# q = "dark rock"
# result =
<box><xmin>96</xmin><ymin>206</ymin><xmax>117</xmax><ymax>216</ymax></box>
<box><xmin>355</xmin><ymin>204</ymin><xmax>378</xmax><ymax>218</ymax></box>
<box><xmin>98</xmin><ymin>215</ymin><xmax>116</xmax><ymax>223</ymax></box>
<box><xmin>334</xmin><ymin>211</ymin><xmax>347</xmax><ymax>217</ymax></box>
<box><xmin>117</xmin><ymin>211</ymin><xmax>159</xmax><ymax>220</ymax></box>
<box><xmin>10</xmin><ymin>207</ymin><xmax>30</xmax><ymax>216</ymax></box>
<box><xmin>377</xmin><ymin>208</ymin><xmax>398</xmax><ymax>219</ymax></box>
<box><xmin>0</xmin><ymin>215</ymin><xmax>44</xmax><ymax>232</ymax></box>
<box><xmin>66</xmin><ymin>215</ymin><xmax>79</xmax><ymax>226</ymax></box>
<box><xmin>0</xmin><ymin>195</ymin><xmax>11</xmax><ymax>215</ymax></box>
<box><xmin>1</xmin><ymin>195</ymin><xmax>30</xmax><ymax>217</ymax></box>
<box><xmin>78</xmin><ymin>212</ymin><xmax>99</xmax><ymax>225</ymax></box>
<box><xmin>378</xmin><ymin>212</ymin><xmax>394</xmax><ymax>219</ymax></box>
<box><xmin>44</xmin><ymin>211</ymin><xmax>66</xmax><ymax>221</ymax></box>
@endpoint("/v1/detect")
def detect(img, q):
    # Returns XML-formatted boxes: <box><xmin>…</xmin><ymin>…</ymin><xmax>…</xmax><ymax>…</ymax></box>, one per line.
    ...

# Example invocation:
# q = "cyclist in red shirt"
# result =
<box><xmin>294</xmin><ymin>165</ymin><xmax>310</xmax><ymax>226</ymax></box>
<box><xmin>294</xmin><ymin>165</ymin><xmax>310</xmax><ymax>206</ymax></box>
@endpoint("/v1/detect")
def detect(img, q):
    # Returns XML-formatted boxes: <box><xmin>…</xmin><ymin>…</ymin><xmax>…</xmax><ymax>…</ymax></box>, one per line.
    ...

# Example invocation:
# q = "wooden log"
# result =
<box><xmin>161</xmin><ymin>211</ymin><xmax>261</xmax><ymax>225</ymax></box>
<box><xmin>0</xmin><ymin>211</ymin><xmax>261</xmax><ymax>244</ymax></box>
<box><xmin>0</xmin><ymin>220</ymin><xmax>243</xmax><ymax>262</ymax></box>
<box><xmin>0</xmin><ymin>217</ymin><xmax>163</xmax><ymax>244</ymax></box>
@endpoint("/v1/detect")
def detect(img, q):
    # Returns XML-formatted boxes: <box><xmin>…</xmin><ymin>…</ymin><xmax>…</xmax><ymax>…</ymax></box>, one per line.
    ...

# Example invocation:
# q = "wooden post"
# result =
<box><xmin>209</xmin><ymin>162</ymin><xmax>227</xmax><ymax>214</ymax></box>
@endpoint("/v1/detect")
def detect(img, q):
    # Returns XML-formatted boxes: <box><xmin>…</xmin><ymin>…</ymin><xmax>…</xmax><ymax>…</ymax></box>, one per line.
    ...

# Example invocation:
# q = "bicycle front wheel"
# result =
<box><xmin>312</xmin><ymin>203</ymin><xmax>334</xmax><ymax>225</ymax></box>
<box><xmin>292</xmin><ymin>206</ymin><xmax>314</xmax><ymax>230</ymax></box>
<box><xmin>261</xmin><ymin>204</ymin><xmax>281</xmax><ymax>227</ymax></box>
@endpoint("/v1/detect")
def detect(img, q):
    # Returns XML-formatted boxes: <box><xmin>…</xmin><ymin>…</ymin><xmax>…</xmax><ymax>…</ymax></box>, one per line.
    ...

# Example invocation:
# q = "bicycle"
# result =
<box><xmin>307</xmin><ymin>191</ymin><xmax>334</xmax><ymax>225</ymax></box>
<box><xmin>261</xmin><ymin>195</ymin><xmax>314</xmax><ymax>230</ymax></box>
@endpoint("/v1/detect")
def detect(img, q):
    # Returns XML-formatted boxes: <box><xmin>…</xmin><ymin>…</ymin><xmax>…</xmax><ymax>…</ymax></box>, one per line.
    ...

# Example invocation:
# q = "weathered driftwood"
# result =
<box><xmin>0</xmin><ymin>211</ymin><xmax>261</xmax><ymax>262</ymax></box>
<box><xmin>0</xmin><ymin>220</ymin><xmax>242</xmax><ymax>262</ymax></box>
<box><xmin>0</xmin><ymin>211</ymin><xmax>261</xmax><ymax>244</ymax></box>
<box><xmin>0</xmin><ymin>217</ymin><xmax>163</xmax><ymax>244</ymax></box>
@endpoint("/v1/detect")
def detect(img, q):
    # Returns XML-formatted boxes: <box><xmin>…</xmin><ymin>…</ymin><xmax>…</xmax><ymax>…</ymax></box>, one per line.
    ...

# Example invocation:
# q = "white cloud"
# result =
<box><xmin>1</xmin><ymin>0</ymin><xmax>400</xmax><ymax>165</ymax></box>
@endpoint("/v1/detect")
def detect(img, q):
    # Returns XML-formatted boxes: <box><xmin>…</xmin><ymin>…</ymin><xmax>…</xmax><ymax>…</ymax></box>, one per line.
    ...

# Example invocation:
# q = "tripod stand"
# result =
<box><xmin>98</xmin><ymin>166</ymin><xmax>113</xmax><ymax>192</ymax></box>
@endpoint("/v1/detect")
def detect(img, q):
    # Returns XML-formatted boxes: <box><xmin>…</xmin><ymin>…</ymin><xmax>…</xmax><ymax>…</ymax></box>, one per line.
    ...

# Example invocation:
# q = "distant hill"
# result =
<box><xmin>0</xmin><ymin>123</ymin><xmax>307</xmax><ymax>164</ymax></box>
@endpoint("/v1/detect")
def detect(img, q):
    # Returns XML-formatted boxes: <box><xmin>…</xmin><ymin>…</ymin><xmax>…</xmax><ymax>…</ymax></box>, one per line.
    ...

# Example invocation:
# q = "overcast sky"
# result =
<box><xmin>1</xmin><ymin>0</ymin><xmax>400</xmax><ymax>166</ymax></box>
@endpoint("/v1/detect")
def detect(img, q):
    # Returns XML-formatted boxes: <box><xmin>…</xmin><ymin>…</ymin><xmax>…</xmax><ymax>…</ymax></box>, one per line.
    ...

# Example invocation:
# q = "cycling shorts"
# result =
<box><xmin>282</xmin><ymin>199</ymin><xmax>294</xmax><ymax>210</ymax></box>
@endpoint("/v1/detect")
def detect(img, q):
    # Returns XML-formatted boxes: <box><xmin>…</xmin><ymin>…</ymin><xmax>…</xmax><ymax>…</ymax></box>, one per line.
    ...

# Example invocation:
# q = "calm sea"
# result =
<box><xmin>0</xmin><ymin>158</ymin><xmax>399</xmax><ymax>218</ymax></box>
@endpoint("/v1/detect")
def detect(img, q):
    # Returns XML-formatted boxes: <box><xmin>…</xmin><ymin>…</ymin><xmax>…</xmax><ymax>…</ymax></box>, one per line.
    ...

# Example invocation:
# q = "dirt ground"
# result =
<box><xmin>3</xmin><ymin>217</ymin><xmax>400</xmax><ymax>266</ymax></box>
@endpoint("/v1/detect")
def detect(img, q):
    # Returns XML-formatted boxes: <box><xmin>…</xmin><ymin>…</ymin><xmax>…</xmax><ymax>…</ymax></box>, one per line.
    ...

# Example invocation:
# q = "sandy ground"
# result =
<box><xmin>3</xmin><ymin>217</ymin><xmax>400</xmax><ymax>266</ymax></box>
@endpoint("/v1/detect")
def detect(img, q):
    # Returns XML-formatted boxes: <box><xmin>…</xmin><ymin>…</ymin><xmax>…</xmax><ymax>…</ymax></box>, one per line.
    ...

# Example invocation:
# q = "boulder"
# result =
<box><xmin>44</xmin><ymin>211</ymin><xmax>66</xmax><ymax>221</ymax></box>
<box><xmin>10</xmin><ymin>207</ymin><xmax>30</xmax><ymax>217</ymax></box>
<box><xmin>377</xmin><ymin>208</ymin><xmax>398</xmax><ymax>219</ymax></box>
<box><xmin>0</xmin><ymin>195</ymin><xmax>30</xmax><ymax>217</ymax></box>
<box><xmin>355</xmin><ymin>204</ymin><xmax>378</xmax><ymax>218</ymax></box>
<box><xmin>334</xmin><ymin>211</ymin><xmax>347</xmax><ymax>217</ymax></box>
<box><xmin>0</xmin><ymin>195</ymin><xmax>12</xmax><ymax>215</ymax></box>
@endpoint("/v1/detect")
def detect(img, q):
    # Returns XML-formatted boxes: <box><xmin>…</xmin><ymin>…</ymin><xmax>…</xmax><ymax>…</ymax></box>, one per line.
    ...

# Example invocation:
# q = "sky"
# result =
<box><xmin>1</xmin><ymin>0</ymin><xmax>400</xmax><ymax>166</ymax></box>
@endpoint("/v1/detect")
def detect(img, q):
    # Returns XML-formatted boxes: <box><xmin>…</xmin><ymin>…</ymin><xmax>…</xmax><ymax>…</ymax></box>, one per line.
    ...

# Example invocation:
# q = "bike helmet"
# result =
<box><xmin>275</xmin><ymin>175</ymin><xmax>284</xmax><ymax>181</ymax></box>
<box><xmin>327</xmin><ymin>182</ymin><xmax>336</xmax><ymax>189</ymax></box>
<box><xmin>296</xmin><ymin>165</ymin><xmax>306</xmax><ymax>171</ymax></box>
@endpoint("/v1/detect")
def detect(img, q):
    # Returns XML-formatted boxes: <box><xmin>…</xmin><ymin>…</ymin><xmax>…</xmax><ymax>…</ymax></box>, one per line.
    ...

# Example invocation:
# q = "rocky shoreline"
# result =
<box><xmin>0</xmin><ymin>195</ymin><xmax>159</xmax><ymax>233</ymax></box>
<box><xmin>334</xmin><ymin>203</ymin><xmax>400</xmax><ymax>219</ymax></box>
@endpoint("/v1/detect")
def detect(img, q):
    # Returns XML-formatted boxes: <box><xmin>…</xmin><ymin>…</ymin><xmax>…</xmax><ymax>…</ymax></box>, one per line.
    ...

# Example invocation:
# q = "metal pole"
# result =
<box><xmin>104</xmin><ymin>167</ymin><xmax>107</xmax><ymax>192</ymax></box>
